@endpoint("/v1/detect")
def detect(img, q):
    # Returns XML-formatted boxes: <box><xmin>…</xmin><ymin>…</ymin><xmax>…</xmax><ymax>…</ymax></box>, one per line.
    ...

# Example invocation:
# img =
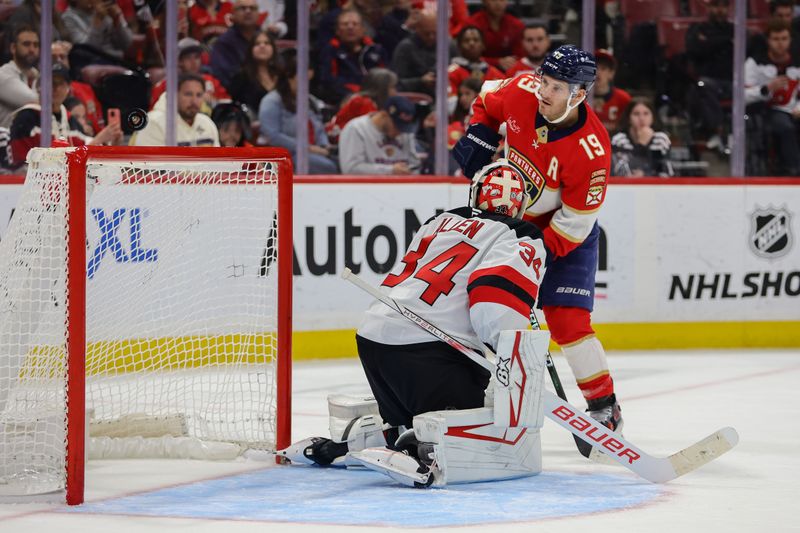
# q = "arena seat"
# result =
<box><xmin>658</xmin><ymin>17</ymin><xmax>703</xmax><ymax>58</ymax></box>
<box><xmin>620</xmin><ymin>0</ymin><xmax>680</xmax><ymax>35</ymax></box>
<box><xmin>749</xmin><ymin>0</ymin><xmax>771</xmax><ymax>18</ymax></box>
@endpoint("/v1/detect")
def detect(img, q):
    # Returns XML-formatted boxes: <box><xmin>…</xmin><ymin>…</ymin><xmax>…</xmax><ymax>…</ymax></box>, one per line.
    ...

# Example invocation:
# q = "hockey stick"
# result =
<box><xmin>529</xmin><ymin>311</ymin><xmax>601</xmax><ymax>460</ymax></box>
<box><xmin>343</xmin><ymin>268</ymin><xmax>739</xmax><ymax>483</ymax></box>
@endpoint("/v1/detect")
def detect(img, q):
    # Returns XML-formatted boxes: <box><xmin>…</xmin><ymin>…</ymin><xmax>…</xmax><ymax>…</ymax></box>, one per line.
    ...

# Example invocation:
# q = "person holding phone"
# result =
<box><xmin>62</xmin><ymin>0</ymin><xmax>134</xmax><ymax>60</ymax></box>
<box><xmin>9</xmin><ymin>63</ymin><xmax>122</xmax><ymax>168</ymax></box>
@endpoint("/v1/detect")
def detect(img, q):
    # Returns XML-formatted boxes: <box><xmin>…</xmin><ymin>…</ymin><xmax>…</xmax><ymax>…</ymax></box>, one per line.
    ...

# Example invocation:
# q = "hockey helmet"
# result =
<box><xmin>540</xmin><ymin>44</ymin><xmax>597</xmax><ymax>92</ymax></box>
<box><xmin>470</xmin><ymin>161</ymin><xmax>530</xmax><ymax>220</ymax></box>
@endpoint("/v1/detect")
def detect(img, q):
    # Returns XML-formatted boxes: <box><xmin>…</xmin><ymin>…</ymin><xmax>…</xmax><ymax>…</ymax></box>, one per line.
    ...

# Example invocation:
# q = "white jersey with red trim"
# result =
<box><xmin>357</xmin><ymin>207</ymin><xmax>548</xmax><ymax>351</ymax></box>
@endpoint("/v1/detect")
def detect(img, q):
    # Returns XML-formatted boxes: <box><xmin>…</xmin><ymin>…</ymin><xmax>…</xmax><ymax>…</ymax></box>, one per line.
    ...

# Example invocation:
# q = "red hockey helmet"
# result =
<box><xmin>469</xmin><ymin>161</ymin><xmax>530</xmax><ymax>219</ymax></box>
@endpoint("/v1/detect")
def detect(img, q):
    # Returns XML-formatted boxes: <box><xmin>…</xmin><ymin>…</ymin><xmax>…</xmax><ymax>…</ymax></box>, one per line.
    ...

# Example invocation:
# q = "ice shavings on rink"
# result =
<box><xmin>65</xmin><ymin>465</ymin><xmax>663</xmax><ymax>526</ymax></box>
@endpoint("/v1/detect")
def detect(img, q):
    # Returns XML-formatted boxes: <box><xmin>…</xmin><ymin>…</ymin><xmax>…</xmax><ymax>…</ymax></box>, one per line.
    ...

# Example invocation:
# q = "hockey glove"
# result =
<box><xmin>453</xmin><ymin>123</ymin><xmax>501</xmax><ymax>178</ymax></box>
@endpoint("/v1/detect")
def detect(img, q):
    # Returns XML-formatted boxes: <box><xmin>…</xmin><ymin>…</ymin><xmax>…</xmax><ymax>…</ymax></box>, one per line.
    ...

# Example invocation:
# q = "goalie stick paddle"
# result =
<box><xmin>342</xmin><ymin>268</ymin><xmax>740</xmax><ymax>483</ymax></box>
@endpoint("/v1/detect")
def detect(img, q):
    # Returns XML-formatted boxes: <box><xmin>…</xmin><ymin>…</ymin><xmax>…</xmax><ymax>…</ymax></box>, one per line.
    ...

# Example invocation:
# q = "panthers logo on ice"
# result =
<box><xmin>749</xmin><ymin>207</ymin><xmax>792</xmax><ymax>259</ymax></box>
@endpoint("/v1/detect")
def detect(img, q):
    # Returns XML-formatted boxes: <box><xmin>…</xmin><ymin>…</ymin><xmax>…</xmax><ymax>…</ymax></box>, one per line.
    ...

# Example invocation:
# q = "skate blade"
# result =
<box><xmin>348</xmin><ymin>448</ymin><xmax>434</xmax><ymax>488</ymax></box>
<box><xmin>276</xmin><ymin>437</ymin><xmax>321</xmax><ymax>466</ymax></box>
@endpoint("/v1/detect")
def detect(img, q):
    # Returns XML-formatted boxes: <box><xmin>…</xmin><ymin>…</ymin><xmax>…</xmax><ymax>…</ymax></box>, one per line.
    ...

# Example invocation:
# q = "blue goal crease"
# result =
<box><xmin>65</xmin><ymin>466</ymin><xmax>663</xmax><ymax>526</ymax></box>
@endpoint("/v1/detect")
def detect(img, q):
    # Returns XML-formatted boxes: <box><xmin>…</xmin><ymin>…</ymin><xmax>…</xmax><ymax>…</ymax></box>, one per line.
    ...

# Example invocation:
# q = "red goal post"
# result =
<box><xmin>0</xmin><ymin>146</ymin><xmax>293</xmax><ymax>505</ymax></box>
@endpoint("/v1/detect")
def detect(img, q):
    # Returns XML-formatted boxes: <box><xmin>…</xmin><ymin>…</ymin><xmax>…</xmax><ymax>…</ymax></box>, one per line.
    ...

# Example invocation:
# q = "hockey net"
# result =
<box><xmin>0</xmin><ymin>146</ymin><xmax>293</xmax><ymax>504</ymax></box>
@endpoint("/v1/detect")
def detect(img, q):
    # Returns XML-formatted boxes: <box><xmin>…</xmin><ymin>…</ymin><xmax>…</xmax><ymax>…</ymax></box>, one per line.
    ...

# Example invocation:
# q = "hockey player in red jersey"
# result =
<box><xmin>280</xmin><ymin>162</ymin><xmax>549</xmax><ymax>471</ymax></box>
<box><xmin>453</xmin><ymin>44</ymin><xmax>623</xmax><ymax>432</ymax></box>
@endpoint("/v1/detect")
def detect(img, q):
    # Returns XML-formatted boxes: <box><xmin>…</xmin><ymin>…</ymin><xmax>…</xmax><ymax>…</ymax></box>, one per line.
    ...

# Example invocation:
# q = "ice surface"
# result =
<box><xmin>0</xmin><ymin>349</ymin><xmax>798</xmax><ymax>533</ymax></box>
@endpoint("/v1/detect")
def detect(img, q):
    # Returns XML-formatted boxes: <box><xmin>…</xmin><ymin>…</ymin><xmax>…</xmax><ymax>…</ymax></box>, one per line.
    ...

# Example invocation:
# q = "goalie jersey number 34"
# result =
<box><xmin>357</xmin><ymin>206</ymin><xmax>549</xmax><ymax>353</ymax></box>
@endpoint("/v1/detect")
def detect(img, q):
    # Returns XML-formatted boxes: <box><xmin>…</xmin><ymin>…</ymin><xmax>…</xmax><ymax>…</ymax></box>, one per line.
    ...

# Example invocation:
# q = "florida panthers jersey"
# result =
<box><xmin>357</xmin><ymin>207</ymin><xmax>548</xmax><ymax>351</ymax></box>
<box><xmin>471</xmin><ymin>73</ymin><xmax>612</xmax><ymax>258</ymax></box>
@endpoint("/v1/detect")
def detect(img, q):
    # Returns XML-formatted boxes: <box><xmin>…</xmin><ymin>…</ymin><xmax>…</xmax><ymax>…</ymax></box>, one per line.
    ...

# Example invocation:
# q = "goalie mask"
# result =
<box><xmin>470</xmin><ymin>162</ymin><xmax>530</xmax><ymax>219</ymax></box>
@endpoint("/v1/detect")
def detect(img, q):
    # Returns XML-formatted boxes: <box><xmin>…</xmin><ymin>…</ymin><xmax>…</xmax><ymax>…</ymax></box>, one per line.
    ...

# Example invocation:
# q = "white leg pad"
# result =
<box><xmin>327</xmin><ymin>394</ymin><xmax>386</xmax><ymax>451</ymax></box>
<box><xmin>493</xmin><ymin>329</ymin><xmax>549</xmax><ymax>428</ymax></box>
<box><xmin>414</xmin><ymin>407</ymin><xmax>542</xmax><ymax>485</ymax></box>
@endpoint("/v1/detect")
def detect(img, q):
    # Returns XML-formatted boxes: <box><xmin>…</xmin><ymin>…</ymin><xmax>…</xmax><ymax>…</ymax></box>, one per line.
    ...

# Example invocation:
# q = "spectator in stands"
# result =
<box><xmin>64</xmin><ymin>96</ymin><xmax>93</xmax><ymax>136</ymax></box>
<box><xmin>447</xmin><ymin>77</ymin><xmax>481</xmax><ymax>161</ymax></box>
<box><xmin>146</xmin><ymin>0</ymin><xmax>192</xmax><ymax>68</ymax></box>
<box><xmin>611</xmin><ymin>98</ymin><xmax>673</xmax><ymax>177</ymax></box>
<box><xmin>256</xmin><ymin>0</ymin><xmax>289</xmax><ymax>38</ymax></box>
<box><xmin>316</xmin><ymin>0</ymin><xmax>383</xmax><ymax>51</ymax></box>
<box><xmin>686</xmin><ymin>0</ymin><xmax>733</xmax><ymax>153</ymax></box>
<box><xmin>259</xmin><ymin>51</ymin><xmax>337</xmax><ymax>174</ymax></box>
<box><xmin>0</xmin><ymin>127</ymin><xmax>12</xmax><ymax>173</ymax></box>
<box><xmin>62</xmin><ymin>0</ymin><xmax>134</xmax><ymax>60</ymax></box>
<box><xmin>448</xmin><ymin>26</ymin><xmax>504</xmax><ymax>97</ymax></box>
<box><xmin>591</xmin><ymin>49</ymin><xmax>631</xmax><ymax>133</ymax></box>
<box><xmin>505</xmin><ymin>23</ymin><xmax>550</xmax><ymax>76</ymax></box>
<box><xmin>745</xmin><ymin>19</ymin><xmax>800</xmax><ymax>175</ymax></box>
<box><xmin>464</xmin><ymin>0</ymin><xmax>524</xmax><ymax>71</ymax></box>
<box><xmin>9</xmin><ymin>63</ymin><xmax>121</xmax><ymax>168</ymax></box>
<box><xmin>51</xmin><ymin>40</ymin><xmax>104</xmax><ymax>134</ymax></box>
<box><xmin>750</xmin><ymin>0</ymin><xmax>800</xmax><ymax>58</ymax></box>
<box><xmin>392</xmin><ymin>10</ymin><xmax>440</xmax><ymax>95</ymax></box>
<box><xmin>373</xmin><ymin>0</ymin><xmax>411</xmax><ymax>60</ymax></box>
<box><xmin>451</xmin><ymin>76</ymin><xmax>481</xmax><ymax>125</ymax></box>
<box><xmin>339</xmin><ymin>94</ymin><xmax>422</xmax><ymax>174</ymax></box>
<box><xmin>318</xmin><ymin>9</ymin><xmax>388</xmax><ymax>105</ymax></box>
<box><xmin>0</xmin><ymin>26</ymin><xmax>39</xmax><ymax>129</ymax></box>
<box><xmin>7</xmin><ymin>0</ymin><xmax>72</xmax><ymax>43</ymax></box>
<box><xmin>131</xmin><ymin>73</ymin><xmax>220</xmax><ymax>147</ymax></box>
<box><xmin>150</xmin><ymin>38</ymin><xmax>230</xmax><ymax>112</ymax></box>
<box><xmin>229</xmin><ymin>31</ymin><xmax>280</xmax><ymax>113</ymax></box>
<box><xmin>327</xmin><ymin>67</ymin><xmax>398</xmax><ymax>144</ymax></box>
<box><xmin>211</xmin><ymin>0</ymin><xmax>261</xmax><ymax>90</ymax></box>
<box><xmin>189</xmin><ymin>0</ymin><xmax>234</xmax><ymax>44</ymax></box>
<box><xmin>212</xmin><ymin>102</ymin><xmax>252</xmax><ymax>147</ymax></box>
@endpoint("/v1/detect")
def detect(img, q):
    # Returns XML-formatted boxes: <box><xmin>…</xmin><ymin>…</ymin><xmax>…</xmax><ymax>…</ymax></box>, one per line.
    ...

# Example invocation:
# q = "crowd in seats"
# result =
<box><xmin>0</xmin><ymin>0</ymin><xmax>797</xmax><ymax>176</ymax></box>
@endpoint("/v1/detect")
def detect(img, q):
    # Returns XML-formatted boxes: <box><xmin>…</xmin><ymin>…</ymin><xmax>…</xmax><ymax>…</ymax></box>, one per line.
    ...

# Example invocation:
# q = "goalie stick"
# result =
<box><xmin>342</xmin><ymin>268</ymin><xmax>739</xmax><ymax>483</ymax></box>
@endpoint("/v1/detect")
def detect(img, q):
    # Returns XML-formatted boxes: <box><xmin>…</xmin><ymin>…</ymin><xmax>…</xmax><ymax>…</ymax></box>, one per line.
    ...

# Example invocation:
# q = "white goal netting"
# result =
<box><xmin>0</xmin><ymin>147</ymin><xmax>291</xmax><ymax>499</ymax></box>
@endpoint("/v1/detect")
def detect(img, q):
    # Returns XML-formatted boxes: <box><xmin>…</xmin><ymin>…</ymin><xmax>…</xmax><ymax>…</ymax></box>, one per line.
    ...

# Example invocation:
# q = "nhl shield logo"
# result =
<box><xmin>749</xmin><ymin>207</ymin><xmax>792</xmax><ymax>258</ymax></box>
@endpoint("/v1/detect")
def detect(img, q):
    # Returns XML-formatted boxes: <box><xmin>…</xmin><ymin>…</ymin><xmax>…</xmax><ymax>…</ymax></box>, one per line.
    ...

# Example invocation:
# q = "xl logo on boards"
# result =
<box><xmin>87</xmin><ymin>208</ymin><xmax>158</xmax><ymax>279</ymax></box>
<box><xmin>749</xmin><ymin>206</ymin><xmax>792</xmax><ymax>259</ymax></box>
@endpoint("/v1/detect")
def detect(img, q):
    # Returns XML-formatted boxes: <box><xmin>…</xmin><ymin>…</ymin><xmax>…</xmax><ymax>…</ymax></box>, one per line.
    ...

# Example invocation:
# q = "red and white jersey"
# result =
<box><xmin>592</xmin><ymin>86</ymin><xmax>632</xmax><ymax>132</ymax></box>
<box><xmin>357</xmin><ymin>207</ymin><xmax>548</xmax><ymax>351</ymax></box>
<box><xmin>471</xmin><ymin>73</ymin><xmax>612</xmax><ymax>258</ymax></box>
<box><xmin>504</xmin><ymin>57</ymin><xmax>543</xmax><ymax>77</ymax></box>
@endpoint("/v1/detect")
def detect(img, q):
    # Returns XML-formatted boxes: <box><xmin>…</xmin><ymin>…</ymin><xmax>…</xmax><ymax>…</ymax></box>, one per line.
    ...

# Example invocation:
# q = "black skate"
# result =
<box><xmin>586</xmin><ymin>393</ymin><xmax>623</xmax><ymax>433</ymax></box>
<box><xmin>278</xmin><ymin>437</ymin><xmax>348</xmax><ymax>466</ymax></box>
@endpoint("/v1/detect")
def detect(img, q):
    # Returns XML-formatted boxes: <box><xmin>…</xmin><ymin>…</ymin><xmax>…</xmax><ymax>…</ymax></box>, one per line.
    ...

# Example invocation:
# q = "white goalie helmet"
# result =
<box><xmin>469</xmin><ymin>160</ymin><xmax>531</xmax><ymax>220</ymax></box>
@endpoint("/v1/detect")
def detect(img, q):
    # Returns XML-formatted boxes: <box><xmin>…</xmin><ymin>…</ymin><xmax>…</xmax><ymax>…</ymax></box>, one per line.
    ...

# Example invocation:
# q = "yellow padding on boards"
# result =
<box><xmin>21</xmin><ymin>333</ymin><xmax>278</xmax><ymax>378</ymax></box>
<box><xmin>86</xmin><ymin>333</ymin><xmax>277</xmax><ymax>374</ymax></box>
<box><xmin>291</xmin><ymin>321</ymin><xmax>800</xmax><ymax>360</ymax></box>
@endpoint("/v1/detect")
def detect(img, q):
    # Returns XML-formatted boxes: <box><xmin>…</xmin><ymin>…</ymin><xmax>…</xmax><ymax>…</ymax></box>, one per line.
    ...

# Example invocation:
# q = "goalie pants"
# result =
<box><xmin>356</xmin><ymin>335</ymin><xmax>491</xmax><ymax>429</ymax></box>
